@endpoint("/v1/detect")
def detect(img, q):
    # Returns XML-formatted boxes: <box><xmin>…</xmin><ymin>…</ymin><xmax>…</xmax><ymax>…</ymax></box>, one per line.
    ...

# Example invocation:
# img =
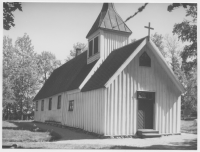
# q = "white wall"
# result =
<box><xmin>34</xmin><ymin>93</ymin><xmax>63</xmax><ymax>122</ymax></box>
<box><xmin>101</xmin><ymin>30</ymin><xmax>129</xmax><ymax>61</ymax></box>
<box><xmin>104</xmin><ymin>45</ymin><xmax>181</xmax><ymax>136</ymax></box>
<box><xmin>62</xmin><ymin>88</ymin><xmax>105</xmax><ymax>135</ymax></box>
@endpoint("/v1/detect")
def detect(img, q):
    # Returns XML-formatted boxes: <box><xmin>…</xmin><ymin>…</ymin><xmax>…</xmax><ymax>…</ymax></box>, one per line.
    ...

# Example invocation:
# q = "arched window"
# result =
<box><xmin>139</xmin><ymin>52</ymin><xmax>151</xmax><ymax>67</ymax></box>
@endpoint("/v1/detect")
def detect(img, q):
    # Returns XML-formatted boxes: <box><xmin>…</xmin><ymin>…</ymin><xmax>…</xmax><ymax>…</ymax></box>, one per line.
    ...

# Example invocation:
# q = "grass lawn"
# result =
<box><xmin>181</xmin><ymin>119</ymin><xmax>197</xmax><ymax>134</ymax></box>
<box><xmin>2</xmin><ymin>121</ymin><xmax>60</xmax><ymax>144</ymax></box>
<box><xmin>2</xmin><ymin>120</ymin><xmax>197</xmax><ymax>149</ymax></box>
<box><xmin>3</xmin><ymin>142</ymin><xmax>114</xmax><ymax>149</ymax></box>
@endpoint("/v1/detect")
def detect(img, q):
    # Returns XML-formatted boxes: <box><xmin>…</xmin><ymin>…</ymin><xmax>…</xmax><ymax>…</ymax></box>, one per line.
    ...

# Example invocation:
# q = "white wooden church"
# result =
<box><xmin>33</xmin><ymin>3</ymin><xmax>185</xmax><ymax>137</ymax></box>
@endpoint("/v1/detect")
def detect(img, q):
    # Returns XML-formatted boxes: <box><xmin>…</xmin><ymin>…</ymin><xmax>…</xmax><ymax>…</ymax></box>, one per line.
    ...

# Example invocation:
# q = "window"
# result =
<box><xmin>49</xmin><ymin>98</ymin><xmax>52</xmax><ymax>110</ymax></box>
<box><xmin>137</xmin><ymin>91</ymin><xmax>155</xmax><ymax>100</ymax></box>
<box><xmin>88</xmin><ymin>36</ymin><xmax>99</xmax><ymax>57</ymax></box>
<box><xmin>36</xmin><ymin>101</ymin><xmax>38</xmax><ymax>111</ymax></box>
<box><xmin>68</xmin><ymin>100</ymin><xmax>74</xmax><ymax>111</ymax></box>
<box><xmin>139</xmin><ymin>52</ymin><xmax>151</xmax><ymax>67</ymax></box>
<box><xmin>94</xmin><ymin>36</ymin><xmax>99</xmax><ymax>54</ymax></box>
<box><xmin>57</xmin><ymin>95</ymin><xmax>61</xmax><ymax>109</ymax></box>
<box><xmin>41</xmin><ymin>100</ymin><xmax>44</xmax><ymax>111</ymax></box>
<box><xmin>89</xmin><ymin>40</ymin><xmax>93</xmax><ymax>57</ymax></box>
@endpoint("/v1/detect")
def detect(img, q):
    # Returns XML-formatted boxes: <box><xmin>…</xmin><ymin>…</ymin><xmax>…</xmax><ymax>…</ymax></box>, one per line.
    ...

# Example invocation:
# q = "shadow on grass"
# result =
<box><xmin>3</xmin><ymin>139</ymin><xmax>197</xmax><ymax>149</ymax></box>
<box><xmin>2</xmin><ymin>145</ymin><xmax>43</xmax><ymax>149</ymax></box>
<box><xmin>3</xmin><ymin>121</ymin><xmax>100</xmax><ymax>141</ymax></box>
<box><xmin>108</xmin><ymin>139</ymin><xmax>197</xmax><ymax>150</ymax></box>
<box><xmin>3</xmin><ymin>121</ymin><xmax>61</xmax><ymax>141</ymax></box>
<box><xmin>32</xmin><ymin>121</ymin><xmax>100</xmax><ymax>141</ymax></box>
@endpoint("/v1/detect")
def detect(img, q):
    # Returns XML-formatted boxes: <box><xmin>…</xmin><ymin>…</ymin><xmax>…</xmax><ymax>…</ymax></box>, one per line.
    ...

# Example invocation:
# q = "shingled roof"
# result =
<box><xmin>86</xmin><ymin>3</ymin><xmax>132</xmax><ymax>38</ymax></box>
<box><xmin>33</xmin><ymin>51</ymin><xmax>97</xmax><ymax>101</ymax></box>
<box><xmin>82</xmin><ymin>37</ymin><xmax>147</xmax><ymax>92</ymax></box>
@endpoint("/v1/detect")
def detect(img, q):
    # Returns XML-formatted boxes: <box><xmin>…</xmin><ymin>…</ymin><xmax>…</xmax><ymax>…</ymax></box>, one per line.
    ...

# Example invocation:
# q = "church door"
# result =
<box><xmin>137</xmin><ymin>91</ymin><xmax>155</xmax><ymax>129</ymax></box>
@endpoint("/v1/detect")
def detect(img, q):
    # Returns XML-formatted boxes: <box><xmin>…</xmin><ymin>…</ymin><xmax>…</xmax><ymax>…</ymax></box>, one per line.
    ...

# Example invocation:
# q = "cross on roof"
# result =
<box><xmin>144</xmin><ymin>22</ymin><xmax>154</xmax><ymax>41</ymax></box>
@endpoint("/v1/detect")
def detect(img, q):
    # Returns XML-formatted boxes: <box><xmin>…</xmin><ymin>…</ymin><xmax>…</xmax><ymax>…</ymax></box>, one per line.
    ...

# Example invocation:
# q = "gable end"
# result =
<box><xmin>104</xmin><ymin>39</ymin><xmax>185</xmax><ymax>94</ymax></box>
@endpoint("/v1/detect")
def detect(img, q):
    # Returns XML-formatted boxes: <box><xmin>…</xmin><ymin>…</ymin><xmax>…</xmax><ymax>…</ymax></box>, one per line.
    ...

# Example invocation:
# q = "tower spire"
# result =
<box><xmin>86</xmin><ymin>3</ymin><xmax>132</xmax><ymax>38</ymax></box>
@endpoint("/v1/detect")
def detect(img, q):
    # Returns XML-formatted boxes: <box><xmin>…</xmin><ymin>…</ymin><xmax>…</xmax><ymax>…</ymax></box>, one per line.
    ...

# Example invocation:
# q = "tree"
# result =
<box><xmin>131</xmin><ymin>39</ymin><xmax>137</xmax><ymax>42</ymax></box>
<box><xmin>3</xmin><ymin>34</ymin><xmax>62</xmax><ymax>120</ymax></box>
<box><xmin>163</xmin><ymin>35</ymin><xmax>186</xmax><ymax>85</ymax></box>
<box><xmin>65</xmin><ymin>42</ymin><xmax>87</xmax><ymax>62</ymax></box>
<box><xmin>13</xmin><ymin>33</ymin><xmax>40</xmax><ymax>120</ymax></box>
<box><xmin>168</xmin><ymin>3</ymin><xmax>197</xmax><ymax>112</ymax></box>
<box><xmin>151</xmin><ymin>33</ymin><xmax>196</xmax><ymax>112</ymax></box>
<box><xmin>168</xmin><ymin>3</ymin><xmax>197</xmax><ymax>74</ymax></box>
<box><xmin>3</xmin><ymin>36</ymin><xmax>15</xmax><ymax>100</ymax></box>
<box><xmin>167</xmin><ymin>3</ymin><xmax>197</xmax><ymax>12</ymax></box>
<box><xmin>151</xmin><ymin>33</ymin><xmax>166</xmax><ymax>57</ymax></box>
<box><xmin>37</xmin><ymin>51</ymin><xmax>61</xmax><ymax>84</ymax></box>
<box><xmin>3</xmin><ymin>36</ymin><xmax>16</xmax><ymax>120</ymax></box>
<box><xmin>3</xmin><ymin>2</ymin><xmax>22</xmax><ymax>30</ymax></box>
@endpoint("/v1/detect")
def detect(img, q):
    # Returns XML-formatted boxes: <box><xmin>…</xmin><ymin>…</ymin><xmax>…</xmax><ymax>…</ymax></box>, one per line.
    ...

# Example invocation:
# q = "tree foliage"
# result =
<box><xmin>3</xmin><ymin>36</ymin><xmax>15</xmax><ymax>100</ymax></box>
<box><xmin>168</xmin><ymin>3</ymin><xmax>197</xmax><ymax>112</ymax></box>
<box><xmin>3</xmin><ymin>34</ymin><xmax>62</xmax><ymax>120</ymax></box>
<box><xmin>65</xmin><ymin>42</ymin><xmax>87</xmax><ymax>62</ymax></box>
<box><xmin>131</xmin><ymin>39</ymin><xmax>137</xmax><ymax>42</ymax></box>
<box><xmin>168</xmin><ymin>3</ymin><xmax>197</xmax><ymax>73</ymax></box>
<box><xmin>37</xmin><ymin>51</ymin><xmax>61</xmax><ymax>84</ymax></box>
<box><xmin>182</xmin><ymin>67</ymin><xmax>197</xmax><ymax>111</ymax></box>
<box><xmin>151</xmin><ymin>33</ymin><xmax>166</xmax><ymax>57</ymax></box>
<box><xmin>3</xmin><ymin>36</ymin><xmax>16</xmax><ymax>119</ymax></box>
<box><xmin>167</xmin><ymin>3</ymin><xmax>197</xmax><ymax>12</ymax></box>
<box><xmin>3</xmin><ymin>2</ymin><xmax>22</xmax><ymax>30</ymax></box>
<box><xmin>151</xmin><ymin>32</ymin><xmax>196</xmax><ymax>111</ymax></box>
<box><xmin>152</xmin><ymin>34</ymin><xmax>186</xmax><ymax>85</ymax></box>
<box><xmin>13</xmin><ymin>33</ymin><xmax>39</xmax><ymax>119</ymax></box>
<box><xmin>163</xmin><ymin>35</ymin><xmax>186</xmax><ymax>85</ymax></box>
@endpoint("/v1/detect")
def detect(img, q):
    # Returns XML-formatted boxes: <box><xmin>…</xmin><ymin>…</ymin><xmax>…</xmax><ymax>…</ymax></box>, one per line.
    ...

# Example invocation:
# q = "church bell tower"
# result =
<box><xmin>86</xmin><ymin>3</ymin><xmax>132</xmax><ymax>64</ymax></box>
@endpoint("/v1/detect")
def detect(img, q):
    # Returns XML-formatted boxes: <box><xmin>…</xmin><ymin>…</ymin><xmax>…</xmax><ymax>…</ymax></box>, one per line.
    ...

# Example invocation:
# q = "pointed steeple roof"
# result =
<box><xmin>86</xmin><ymin>3</ymin><xmax>132</xmax><ymax>38</ymax></box>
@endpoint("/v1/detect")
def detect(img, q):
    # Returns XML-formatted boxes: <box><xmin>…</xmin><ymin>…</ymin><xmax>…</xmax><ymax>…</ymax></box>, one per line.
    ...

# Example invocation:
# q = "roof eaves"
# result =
<box><xmin>33</xmin><ymin>52</ymin><xmax>87</xmax><ymax>101</ymax></box>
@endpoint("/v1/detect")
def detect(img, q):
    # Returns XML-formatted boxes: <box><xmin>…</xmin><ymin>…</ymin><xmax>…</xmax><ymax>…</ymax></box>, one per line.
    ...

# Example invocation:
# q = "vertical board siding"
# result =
<box><xmin>35</xmin><ymin>89</ymin><xmax>105</xmax><ymax>135</ymax></box>
<box><xmin>34</xmin><ymin>93</ymin><xmax>63</xmax><ymax>122</ymax></box>
<box><xmin>105</xmin><ymin>45</ymin><xmax>181</xmax><ymax>136</ymax></box>
<box><xmin>61</xmin><ymin>88</ymin><xmax>105</xmax><ymax>134</ymax></box>
<box><xmin>102</xmin><ymin>31</ymin><xmax>129</xmax><ymax>61</ymax></box>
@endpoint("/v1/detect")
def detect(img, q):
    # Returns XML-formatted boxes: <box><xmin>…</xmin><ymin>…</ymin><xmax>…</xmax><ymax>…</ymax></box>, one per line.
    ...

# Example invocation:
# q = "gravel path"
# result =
<box><xmin>33</xmin><ymin>122</ymin><xmax>197</xmax><ymax>150</ymax></box>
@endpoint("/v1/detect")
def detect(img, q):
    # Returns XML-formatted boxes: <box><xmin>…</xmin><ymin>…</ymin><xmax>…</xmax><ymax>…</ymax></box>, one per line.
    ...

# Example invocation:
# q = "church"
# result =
<box><xmin>33</xmin><ymin>3</ymin><xmax>185</xmax><ymax>137</ymax></box>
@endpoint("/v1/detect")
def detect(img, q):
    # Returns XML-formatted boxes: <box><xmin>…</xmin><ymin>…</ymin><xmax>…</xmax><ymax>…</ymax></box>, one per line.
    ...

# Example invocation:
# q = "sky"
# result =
<box><xmin>3</xmin><ymin>1</ymin><xmax>187</xmax><ymax>63</ymax></box>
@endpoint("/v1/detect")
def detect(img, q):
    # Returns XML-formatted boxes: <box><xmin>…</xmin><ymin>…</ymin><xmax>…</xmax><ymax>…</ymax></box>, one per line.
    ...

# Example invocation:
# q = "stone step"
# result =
<box><xmin>141</xmin><ymin>133</ymin><xmax>162</xmax><ymax>138</ymax></box>
<box><xmin>137</xmin><ymin>129</ymin><xmax>159</xmax><ymax>136</ymax></box>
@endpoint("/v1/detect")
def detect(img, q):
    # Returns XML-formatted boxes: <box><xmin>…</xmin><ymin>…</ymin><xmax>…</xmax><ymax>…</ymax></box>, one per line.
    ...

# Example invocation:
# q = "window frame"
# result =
<box><xmin>88</xmin><ymin>35</ymin><xmax>99</xmax><ymax>58</ymax></box>
<box><xmin>49</xmin><ymin>98</ymin><xmax>52</xmax><ymax>110</ymax></box>
<box><xmin>94</xmin><ymin>36</ymin><xmax>99</xmax><ymax>54</ymax></box>
<box><xmin>57</xmin><ymin>95</ymin><xmax>61</xmax><ymax>109</ymax></box>
<box><xmin>68</xmin><ymin>100</ymin><xmax>74</xmax><ymax>111</ymax></box>
<box><xmin>41</xmin><ymin>100</ymin><xmax>44</xmax><ymax>111</ymax></box>
<box><xmin>89</xmin><ymin>40</ymin><xmax>93</xmax><ymax>57</ymax></box>
<box><xmin>137</xmin><ymin>91</ymin><xmax>155</xmax><ymax>100</ymax></box>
